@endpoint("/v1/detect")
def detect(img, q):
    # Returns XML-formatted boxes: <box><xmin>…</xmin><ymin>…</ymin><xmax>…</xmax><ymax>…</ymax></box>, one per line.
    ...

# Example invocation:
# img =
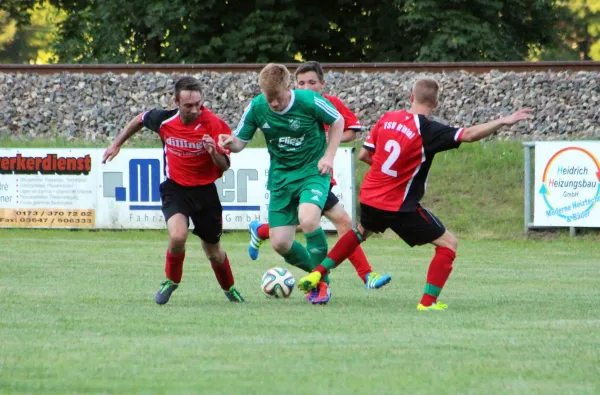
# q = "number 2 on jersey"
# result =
<box><xmin>381</xmin><ymin>140</ymin><xmax>401</xmax><ymax>177</ymax></box>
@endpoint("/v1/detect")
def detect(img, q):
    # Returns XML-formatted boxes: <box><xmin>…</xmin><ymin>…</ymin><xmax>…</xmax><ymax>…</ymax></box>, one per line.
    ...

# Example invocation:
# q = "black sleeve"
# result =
<box><xmin>419</xmin><ymin>115</ymin><xmax>463</xmax><ymax>154</ymax></box>
<box><xmin>141</xmin><ymin>109</ymin><xmax>178</xmax><ymax>134</ymax></box>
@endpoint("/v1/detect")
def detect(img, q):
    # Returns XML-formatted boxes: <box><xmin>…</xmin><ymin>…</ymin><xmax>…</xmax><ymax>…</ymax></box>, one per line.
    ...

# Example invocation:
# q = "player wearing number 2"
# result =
<box><xmin>298</xmin><ymin>78</ymin><xmax>534</xmax><ymax>310</ymax></box>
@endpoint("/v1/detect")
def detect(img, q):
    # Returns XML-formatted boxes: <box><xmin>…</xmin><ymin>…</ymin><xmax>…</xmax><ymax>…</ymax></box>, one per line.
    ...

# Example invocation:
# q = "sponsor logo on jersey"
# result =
<box><xmin>278</xmin><ymin>135</ymin><xmax>305</xmax><ymax>150</ymax></box>
<box><xmin>165</xmin><ymin>137</ymin><xmax>206</xmax><ymax>151</ymax></box>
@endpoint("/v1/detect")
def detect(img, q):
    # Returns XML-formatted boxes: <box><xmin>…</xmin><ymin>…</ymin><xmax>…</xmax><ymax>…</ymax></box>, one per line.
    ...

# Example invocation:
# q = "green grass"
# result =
<box><xmin>0</xmin><ymin>131</ymin><xmax>268</xmax><ymax>149</ymax></box>
<box><xmin>1</xmin><ymin>229</ymin><xmax>599</xmax><ymax>394</ymax></box>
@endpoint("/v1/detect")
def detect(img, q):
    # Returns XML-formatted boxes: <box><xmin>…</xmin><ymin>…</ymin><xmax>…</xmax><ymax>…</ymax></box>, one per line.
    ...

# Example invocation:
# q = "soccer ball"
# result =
<box><xmin>261</xmin><ymin>267</ymin><xmax>296</xmax><ymax>298</ymax></box>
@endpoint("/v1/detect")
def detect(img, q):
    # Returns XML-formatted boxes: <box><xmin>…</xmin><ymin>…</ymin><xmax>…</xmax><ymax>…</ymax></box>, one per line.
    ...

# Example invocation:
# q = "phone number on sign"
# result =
<box><xmin>0</xmin><ymin>209</ymin><xmax>95</xmax><ymax>228</ymax></box>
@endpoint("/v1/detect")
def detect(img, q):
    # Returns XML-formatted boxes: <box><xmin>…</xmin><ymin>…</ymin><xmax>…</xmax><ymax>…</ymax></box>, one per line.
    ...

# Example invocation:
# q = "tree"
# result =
<box><xmin>537</xmin><ymin>0</ymin><xmax>600</xmax><ymax>60</ymax></box>
<box><xmin>398</xmin><ymin>0</ymin><xmax>560</xmax><ymax>61</ymax></box>
<box><xmin>43</xmin><ymin>0</ymin><xmax>306</xmax><ymax>63</ymax></box>
<box><xmin>0</xmin><ymin>1</ymin><xmax>64</xmax><ymax>63</ymax></box>
<box><xmin>1</xmin><ymin>0</ymin><xmax>576</xmax><ymax>63</ymax></box>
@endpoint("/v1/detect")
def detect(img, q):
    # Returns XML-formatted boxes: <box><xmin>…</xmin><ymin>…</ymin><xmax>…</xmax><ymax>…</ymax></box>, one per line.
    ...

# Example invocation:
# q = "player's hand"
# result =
<box><xmin>318</xmin><ymin>155</ymin><xmax>334</xmax><ymax>175</ymax></box>
<box><xmin>502</xmin><ymin>108</ymin><xmax>534</xmax><ymax>126</ymax></box>
<box><xmin>102</xmin><ymin>143</ymin><xmax>120</xmax><ymax>164</ymax></box>
<box><xmin>202</xmin><ymin>134</ymin><xmax>217</xmax><ymax>155</ymax></box>
<box><xmin>218</xmin><ymin>134</ymin><xmax>234</xmax><ymax>149</ymax></box>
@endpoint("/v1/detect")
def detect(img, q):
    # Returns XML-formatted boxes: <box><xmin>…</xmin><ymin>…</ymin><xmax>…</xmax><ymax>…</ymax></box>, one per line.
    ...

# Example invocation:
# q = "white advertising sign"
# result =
<box><xmin>1</xmin><ymin>147</ymin><xmax>355</xmax><ymax>231</ymax></box>
<box><xmin>0</xmin><ymin>148</ymin><xmax>97</xmax><ymax>228</ymax></box>
<box><xmin>533</xmin><ymin>142</ymin><xmax>600</xmax><ymax>227</ymax></box>
<box><xmin>96</xmin><ymin>148</ymin><xmax>166</xmax><ymax>229</ymax></box>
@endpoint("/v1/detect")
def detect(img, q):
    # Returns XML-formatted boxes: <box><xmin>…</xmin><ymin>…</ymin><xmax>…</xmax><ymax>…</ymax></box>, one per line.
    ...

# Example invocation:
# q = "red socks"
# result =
<box><xmin>344</xmin><ymin>246</ymin><xmax>372</xmax><ymax>283</ymax></box>
<box><xmin>166</xmin><ymin>249</ymin><xmax>235</xmax><ymax>291</ymax></box>
<box><xmin>420</xmin><ymin>247</ymin><xmax>456</xmax><ymax>306</ymax></box>
<box><xmin>328</xmin><ymin>230</ymin><xmax>361</xmax><ymax>265</ymax></box>
<box><xmin>211</xmin><ymin>253</ymin><xmax>235</xmax><ymax>291</ymax></box>
<box><xmin>257</xmin><ymin>224</ymin><xmax>270</xmax><ymax>240</ymax></box>
<box><xmin>165</xmin><ymin>249</ymin><xmax>185</xmax><ymax>283</ymax></box>
<box><xmin>316</xmin><ymin>230</ymin><xmax>362</xmax><ymax>274</ymax></box>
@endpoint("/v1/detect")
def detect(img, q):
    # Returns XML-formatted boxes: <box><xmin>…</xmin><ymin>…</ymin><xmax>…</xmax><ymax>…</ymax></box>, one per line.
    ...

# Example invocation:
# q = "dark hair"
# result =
<box><xmin>174</xmin><ymin>76</ymin><xmax>202</xmax><ymax>99</ymax></box>
<box><xmin>295</xmin><ymin>61</ymin><xmax>325</xmax><ymax>82</ymax></box>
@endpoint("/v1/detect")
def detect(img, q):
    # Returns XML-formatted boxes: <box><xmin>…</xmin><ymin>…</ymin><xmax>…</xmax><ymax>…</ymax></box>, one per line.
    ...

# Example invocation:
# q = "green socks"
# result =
<box><xmin>282</xmin><ymin>241</ymin><xmax>314</xmax><ymax>273</ymax></box>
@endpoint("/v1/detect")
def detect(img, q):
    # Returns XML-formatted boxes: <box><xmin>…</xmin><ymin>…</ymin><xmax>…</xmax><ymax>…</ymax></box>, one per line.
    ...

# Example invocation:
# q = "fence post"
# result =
<box><xmin>523</xmin><ymin>143</ymin><xmax>533</xmax><ymax>234</ymax></box>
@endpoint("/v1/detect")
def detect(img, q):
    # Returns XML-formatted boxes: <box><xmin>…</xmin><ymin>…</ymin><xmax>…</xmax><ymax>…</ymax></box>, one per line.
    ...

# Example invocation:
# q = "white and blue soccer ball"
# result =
<box><xmin>261</xmin><ymin>267</ymin><xmax>296</xmax><ymax>298</ymax></box>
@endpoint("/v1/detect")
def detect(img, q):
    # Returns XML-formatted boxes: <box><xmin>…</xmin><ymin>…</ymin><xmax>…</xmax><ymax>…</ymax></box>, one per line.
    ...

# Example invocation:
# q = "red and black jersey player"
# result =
<box><xmin>298</xmin><ymin>78</ymin><xmax>533</xmax><ymax>311</ymax></box>
<box><xmin>103</xmin><ymin>76</ymin><xmax>245</xmax><ymax>305</ymax></box>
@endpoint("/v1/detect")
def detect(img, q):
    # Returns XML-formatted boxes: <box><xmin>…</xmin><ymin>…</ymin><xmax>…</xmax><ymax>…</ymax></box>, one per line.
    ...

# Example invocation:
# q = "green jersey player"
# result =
<box><xmin>218</xmin><ymin>63</ymin><xmax>344</xmax><ymax>304</ymax></box>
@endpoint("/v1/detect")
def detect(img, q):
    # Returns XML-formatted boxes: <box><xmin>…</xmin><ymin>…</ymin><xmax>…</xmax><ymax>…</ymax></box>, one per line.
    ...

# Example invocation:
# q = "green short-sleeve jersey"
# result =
<box><xmin>234</xmin><ymin>89</ymin><xmax>341</xmax><ymax>189</ymax></box>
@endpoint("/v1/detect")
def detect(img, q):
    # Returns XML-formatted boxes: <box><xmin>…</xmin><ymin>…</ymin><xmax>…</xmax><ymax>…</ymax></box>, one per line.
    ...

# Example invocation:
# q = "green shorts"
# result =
<box><xmin>268</xmin><ymin>174</ymin><xmax>331</xmax><ymax>228</ymax></box>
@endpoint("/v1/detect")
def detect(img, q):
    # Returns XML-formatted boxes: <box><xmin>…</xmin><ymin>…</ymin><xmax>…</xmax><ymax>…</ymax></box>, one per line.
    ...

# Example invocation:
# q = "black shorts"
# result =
<box><xmin>159</xmin><ymin>179</ymin><xmax>223</xmax><ymax>244</ymax></box>
<box><xmin>322</xmin><ymin>187</ymin><xmax>340</xmax><ymax>213</ymax></box>
<box><xmin>359</xmin><ymin>203</ymin><xmax>445</xmax><ymax>247</ymax></box>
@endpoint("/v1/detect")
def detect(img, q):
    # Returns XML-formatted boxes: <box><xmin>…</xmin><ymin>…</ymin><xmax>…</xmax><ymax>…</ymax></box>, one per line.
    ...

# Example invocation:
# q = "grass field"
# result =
<box><xmin>2</xmin><ymin>137</ymin><xmax>600</xmax><ymax>393</ymax></box>
<box><xmin>1</xmin><ymin>229</ymin><xmax>599</xmax><ymax>394</ymax></box>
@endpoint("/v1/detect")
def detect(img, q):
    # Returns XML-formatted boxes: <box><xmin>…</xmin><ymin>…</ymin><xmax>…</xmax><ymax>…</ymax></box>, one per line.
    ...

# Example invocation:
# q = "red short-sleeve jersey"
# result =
<box><xmin>140</xmin><ymin>107</ymin><xmax>231</xmax><ymax>187</ymax></box>
<box><xmin>361</xmin><ymin>110</ymin><xmax>464</xmax><ymax>212</ymax></box>
<box><xmin>322</xmin><ymin>94</ymin><xmax>362</xmax><ymax>187</ymax></box>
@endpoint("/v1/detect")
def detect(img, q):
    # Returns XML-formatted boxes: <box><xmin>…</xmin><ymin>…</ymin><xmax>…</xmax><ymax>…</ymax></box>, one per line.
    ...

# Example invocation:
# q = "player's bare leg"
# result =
<box><xmin>155</xmin><ymin>213</ymin><xmax>188</xmax><ymax>305</ymax></box>
<box><xmin>417</xmin><ymin>230</ymin><xmax>458</xmax><ymax>311</ymax></box>
<box><xmin>248</xmin><ymin>221</ymin><xmax>302</xmax><ymax>260</ymax></box>
<box><xmin>202</xmin><ymin>241</ymin><xmax>244</xmax><ymax>303</ymax></box>
<box><xmin>270</xmin><ymin>225</ymin><xmax>297</xmax><ymax>256</ymax></box>
<box><xmin>271</xmin><ymin>225</ymin><xmax>315</xmax><ymax>273</ymax></box>
<box><xmin>324</xmin><ymin>203</ymin><xmax>391</xmax><ymax>289</ymax></box>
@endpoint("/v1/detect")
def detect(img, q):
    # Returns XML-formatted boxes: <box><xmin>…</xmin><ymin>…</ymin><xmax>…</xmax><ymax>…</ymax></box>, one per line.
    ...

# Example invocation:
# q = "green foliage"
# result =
<box><xmin>0</xmin><ymin>0</ymin><xmax>39</xmax><ymax>25</ymax></box>
<box><xmin>529</xmin><ymin>0</ymin><xmax>600</xmax><ymax>60</ymax></box>
<box><xmin>2</xmin><ymin>0</ymin><xmax>597</xmax><ymax>62</ymax></box>
<box><xmin>398</xmin><ymin>0</ymin><xmax>559</xmax><ymax>61</ymax></box>
<box><xmin>0</xmin><ymin>1</ymin><xmax>64</xmax><ymax>63</ymax></box>
<box><xmin>1</xmin><ymin>0</ymin><xmax>575</xmax><ymax>63</ymax></box>
<box><xmin>44</xmin><ymin>0</ymin><xmax>306</xmax><ymax>63</ymax></box>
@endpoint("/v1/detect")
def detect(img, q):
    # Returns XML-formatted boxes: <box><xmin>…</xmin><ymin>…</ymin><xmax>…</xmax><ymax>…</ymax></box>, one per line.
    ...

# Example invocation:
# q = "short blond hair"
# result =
<box><xmin>259</xmin><ymin>63</ymin><xmax>291</xmax><ymax>95</ymax></box>
<box><xmin>412</xmin><ymin>78</ymin><xmax>439</xmax><ymax>107</ymax></box>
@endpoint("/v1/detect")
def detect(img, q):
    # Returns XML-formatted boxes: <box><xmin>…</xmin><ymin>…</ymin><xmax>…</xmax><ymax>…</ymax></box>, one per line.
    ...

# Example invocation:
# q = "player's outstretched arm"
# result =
<box><xmin>102</xmin><ymin>114</ymin><xmax>145</xmax><ymax>163</ymax></box>
<box><xmin>218</xmin><ymin>134</ymin><xmax>247</xmax><ymax>153</ymax></box>
<box><xmin>460</xmin><ymin>109</ymin><xmax>534</xmax><ymax>143</ymax></box>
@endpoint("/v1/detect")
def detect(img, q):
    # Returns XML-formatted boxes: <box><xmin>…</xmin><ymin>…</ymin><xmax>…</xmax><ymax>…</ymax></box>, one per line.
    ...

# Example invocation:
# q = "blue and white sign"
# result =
<box><xmin>533</xmin><ymin>141</ymin><xmax>600</xmax><ymax>227</ymax></box>
<box><xmin>97</xmin><ymin>147</ymin><xmax>355</xmax><ymax>230</ymax></box>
